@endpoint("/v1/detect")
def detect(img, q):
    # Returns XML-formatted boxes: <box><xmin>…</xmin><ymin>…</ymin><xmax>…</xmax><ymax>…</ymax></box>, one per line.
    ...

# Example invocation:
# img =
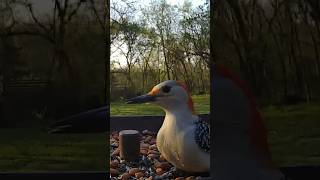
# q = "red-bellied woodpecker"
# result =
<box><xmin>213</xmin><ymin>64</ymin><xmax>285</xmax><ymax>180</ymax></box>
<box><xmin>127</xmin><ymin>80</ymin><xmax>210</xmax><ymax>173</ymax></box>
<box><xmin>127</xmin><ymin>64</ymin><xmax>285</xmax><ymax>179</ymax></box>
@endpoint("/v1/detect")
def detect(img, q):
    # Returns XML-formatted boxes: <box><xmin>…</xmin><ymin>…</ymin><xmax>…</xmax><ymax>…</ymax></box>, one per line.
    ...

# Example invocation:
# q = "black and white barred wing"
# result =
<box><xmin>194</xmin><ymin>119</ymin><xmax>210</xmax><ymax>153</ymax></box>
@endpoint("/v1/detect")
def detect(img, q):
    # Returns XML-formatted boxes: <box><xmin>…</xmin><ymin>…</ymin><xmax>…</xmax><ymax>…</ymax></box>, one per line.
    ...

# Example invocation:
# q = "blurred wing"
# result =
<box><xmin>194</xmin><ymin>119</ymin><xmax>210</xmax><ymax>152</ymax></box>
<box><xmin>49</xmin><ymin>106</ymin><xmax>108</xmax><ymax>133</ymax></box>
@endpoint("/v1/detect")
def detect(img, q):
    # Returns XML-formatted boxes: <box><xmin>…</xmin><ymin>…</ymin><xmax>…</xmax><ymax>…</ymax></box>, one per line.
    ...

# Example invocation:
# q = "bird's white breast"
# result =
<box><xmin>156</xmin><ymin>114</ymin><xmax>210</xmax><ymax>172</ymax></box>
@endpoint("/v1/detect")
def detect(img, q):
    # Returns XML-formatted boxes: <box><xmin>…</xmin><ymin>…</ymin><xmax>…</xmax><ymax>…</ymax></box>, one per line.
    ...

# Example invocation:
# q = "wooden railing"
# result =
<box><xmin>110</xmin><ymin>114</ymin><xmax>210</xmax><ymax>131</ymax></box>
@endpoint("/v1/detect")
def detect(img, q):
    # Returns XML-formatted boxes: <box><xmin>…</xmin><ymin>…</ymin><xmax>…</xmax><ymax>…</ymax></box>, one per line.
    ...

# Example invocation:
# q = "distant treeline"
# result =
<box><xmin>0</xmin><ymin>0</ymin><xmax>105</xmax><ymax>127</ymax></box>
<box><xmin>214</xmin><ymin>0</ymin><xmax>320</xmax><ymax>105</ymax></box>
<box><xmin>110</xmin><ymin>0</ymin><xmax>210</xmax><ymax>100</ymax></box>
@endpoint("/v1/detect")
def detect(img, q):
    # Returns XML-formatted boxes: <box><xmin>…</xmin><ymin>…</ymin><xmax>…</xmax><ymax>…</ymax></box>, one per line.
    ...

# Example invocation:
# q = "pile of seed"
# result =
<box><xmin>110</xmin><ymin>130</ymin><xmax>210</xmax><ymax>180</ymax></box>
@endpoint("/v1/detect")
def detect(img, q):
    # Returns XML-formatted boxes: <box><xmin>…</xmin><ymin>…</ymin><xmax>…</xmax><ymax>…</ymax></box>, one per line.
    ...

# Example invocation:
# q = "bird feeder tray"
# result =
<box><xmin>110</xmin><ymin>114</ymin><xmax>210</xmax><ymax>132</ymax></box>
<box><xmin>110</xmin><ymin>114</ymin><xmax>320</xmax><ymax>180</ymax></box>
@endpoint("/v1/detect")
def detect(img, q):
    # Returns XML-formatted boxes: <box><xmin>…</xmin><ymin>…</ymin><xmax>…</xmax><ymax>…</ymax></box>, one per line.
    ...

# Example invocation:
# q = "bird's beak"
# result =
<box><xmin>126</xmin><ymin>94</ymin><xmax>156</xmax><ymax>104</ymax></box>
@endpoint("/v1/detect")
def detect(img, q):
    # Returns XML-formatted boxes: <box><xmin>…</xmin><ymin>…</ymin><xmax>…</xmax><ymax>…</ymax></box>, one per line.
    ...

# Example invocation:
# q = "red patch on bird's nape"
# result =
<box><xmin>176</xmin><ymin>81</ymin><xmax>196</xmax><ymax>115</ymax></box>
<box><xmin>216</xmin><ymin>64</ymin><xmax>275</xmax><ymax>169</ymax></box>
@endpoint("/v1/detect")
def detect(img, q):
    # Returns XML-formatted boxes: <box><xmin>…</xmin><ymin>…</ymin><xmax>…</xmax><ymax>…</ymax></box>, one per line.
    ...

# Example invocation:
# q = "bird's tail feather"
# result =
<box><xmin>49</xmin><ymin>106</ymin><xmax>108</xmax><ymax>133</ymax></box>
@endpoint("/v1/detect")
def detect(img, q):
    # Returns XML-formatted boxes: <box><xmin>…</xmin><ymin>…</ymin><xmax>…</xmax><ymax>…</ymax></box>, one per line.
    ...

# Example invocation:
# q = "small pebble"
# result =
<box><xmin>142</xmin><ymin>129</ymin><xmax>155</xmax><ymax>135</ymax></box>
<box><xmin>150</xmin><ymin>138</ymin><xmax>157</xmax><ymax>144</ymax></box>
<box><xmin>186</xmin><ymin>176</ymin><xmax>196</xmax><ymax>180</ymax></box>
<box><xmin>111</xmin><ymin>148</ymin><xmax>120</xmax><ymax>156</ymax></box>
<box><xmin>111</xmin><ymin>142</ymin><xmax>118</xmax><ymax>148</ymax></box>
<box><xmin>148</xmin><ymin>149</ymin><xmax>160</xmax><ymax>155</ymax></box>
<box><xmin>140</xmin><ymin>149</ymin><xmax>148</xmax><ymax>155</ymax></box>
<box><xmin>148</xmin><ymin>153</ymin><xmax>159</xmax><ymax>159</ymax></box>
<box><xmin>144</xmin><ymin>136</ymin><xmax>152</xmax><ymax>143</ymax></box>
<box><xmin>149</xmin><ymin>144</ymin><xmax>158</xmax><ymax>150</ymax></box>
<box><xmin>110</xmin><ymin>168</ymin><xmax>119</xmax><ymax>177</ymax></box>
<box><xmin>135</xmin><ymin>172</ymin><xmax>145</xmax><ymax>178</ymax></box>
<box><xmin>141</xmin><ymin>143</ymin><xmax>150</xmax><ymax>148</ymax></box>
<box><xmin>129</xmin><ymin>168</ymin><xmax>140</xmax><ymax>176</ymax></box>
<box><xmin>156</xmin><ymin>168</ymin><xmax>164</xmax><ymax>175</ymax></box>
<box><xmin>142</xmin><ymin>129</ymin><xmax>149</xmax><ymax>134</ymax></box>
<box><xmin>120</xmin><ymin>172</ymin><xmax>131</xmax><ymax>180</ymax></box>
<box><xmin>110</xmin><ymin>160</ymin><xmax>119</xmax><ymax>168</ymax></box>
<box><xmin>113</xmin><ymin>134</ymin><xmax>119</xmax><ymax>140</ymax></box>
<box><xmin>154</xmin><ymin>162</ymin><xmax>171</xmax><ymax>170</ymax></box>
<box><xmin>175</xmin><ymin>177</ymin><xmax>185</xmax><ymax>180</ymax></box>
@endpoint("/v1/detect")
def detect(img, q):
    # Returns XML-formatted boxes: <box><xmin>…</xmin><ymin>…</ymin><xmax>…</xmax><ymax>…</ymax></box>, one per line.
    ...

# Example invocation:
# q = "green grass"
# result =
<box><xmin>111</xmin><ymin>94</ymin><xmax>210</xmax><ymax>116</ymax></box>
<box><xmin>112</xmin><ymin>94</ymin><xmax>320</xmax><ymax>167</ymax></box>
<box><xmin>0</xmin><ymin>94</ymin><xmax>319</xmax><ymax>171</ymax></box>
<box><xmin>0</xmin><ymin>129</ymin><xmax>106</xmax><ymax>172</ymax></box>
<box><xmin>263</xmin><ymin>103</ymin><xmax>320</xmax><ymax>167</ymax></box>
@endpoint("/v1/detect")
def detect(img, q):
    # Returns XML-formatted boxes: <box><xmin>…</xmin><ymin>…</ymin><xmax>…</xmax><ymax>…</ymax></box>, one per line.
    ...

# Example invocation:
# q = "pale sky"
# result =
<box><xmin>166</xmin><ymin>0</ymin><xmax>207</xmax><ymax>7</ymax></box>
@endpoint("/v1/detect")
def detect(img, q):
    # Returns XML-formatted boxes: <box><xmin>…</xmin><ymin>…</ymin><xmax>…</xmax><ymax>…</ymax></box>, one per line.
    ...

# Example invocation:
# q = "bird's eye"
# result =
<box><xmin>162</xmin><ymin>85</ymin><xmax>171</xmax><ymax>93</ymax></box>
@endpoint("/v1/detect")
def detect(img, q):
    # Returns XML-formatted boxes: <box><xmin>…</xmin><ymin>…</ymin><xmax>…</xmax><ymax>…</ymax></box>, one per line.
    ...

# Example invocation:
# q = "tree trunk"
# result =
<box><xmin>158</xmin><ymin>28</ymin><xmax>171</xmax><ymax>80</ymax></box>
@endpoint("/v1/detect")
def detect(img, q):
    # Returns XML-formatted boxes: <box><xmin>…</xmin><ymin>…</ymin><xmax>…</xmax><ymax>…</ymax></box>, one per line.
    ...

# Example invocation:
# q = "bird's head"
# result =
<box><xmin>126</xmin><ymin>80</ymin><xmax>195</xmax><ymax>114</ymax></box>
<box><xmin>214</xmin><ymin>63</ymin><xmax>278</xmax><ymax>170</ymax></box>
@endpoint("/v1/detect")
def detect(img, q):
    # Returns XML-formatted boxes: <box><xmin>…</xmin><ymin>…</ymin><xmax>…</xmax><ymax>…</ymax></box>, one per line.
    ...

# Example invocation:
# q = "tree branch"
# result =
<box><xmin>26</xmin><ymin>3</ymin><xmax>50</xmax><ymax>35</ymax></box>
<box><xmin>4</xmin><ymin>31</ymin><xmax>55</xmax><ymax>44</ymax></box>
<box><xmin>67</xmin><ymin>1</ymin><xmax>83</xmax><ymax>22</ymax></box>
<box><xmin>88</xmin><ymin>0</ymin><xmax>105</xmax><ymax>31</ymax></box>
